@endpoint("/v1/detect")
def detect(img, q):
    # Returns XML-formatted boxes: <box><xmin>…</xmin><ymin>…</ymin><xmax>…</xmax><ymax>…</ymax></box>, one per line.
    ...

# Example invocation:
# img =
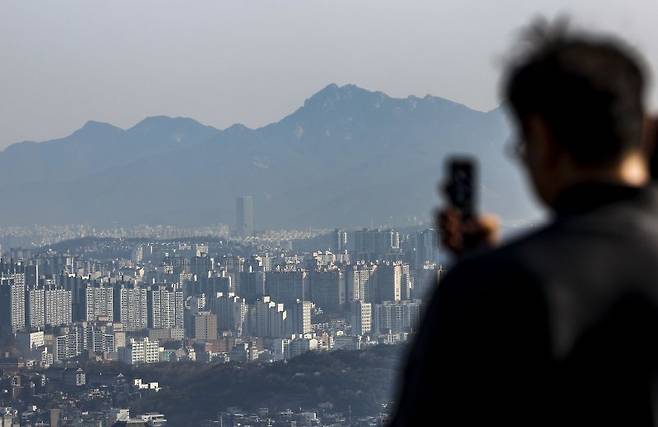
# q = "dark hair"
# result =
<box><xmin>504</xmin><ymin>20</ymin><xmax>647</xmax><ymax>165</ymax></box>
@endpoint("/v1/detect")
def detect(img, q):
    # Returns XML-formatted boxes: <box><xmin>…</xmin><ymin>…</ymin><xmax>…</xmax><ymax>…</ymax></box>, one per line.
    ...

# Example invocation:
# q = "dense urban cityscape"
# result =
<box><xmin>0</xmin><ymin>197</ymin><xmax>444</xmax><ymax>426</ymax></box>
<box><xmin>6</xmin><ymin>0</ymin><xmax>658</xmax><ymax>425</ymax></box>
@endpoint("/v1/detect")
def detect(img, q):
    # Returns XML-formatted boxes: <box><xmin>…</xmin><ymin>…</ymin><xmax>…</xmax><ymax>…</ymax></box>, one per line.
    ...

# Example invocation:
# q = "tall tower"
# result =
<box><xmin>235</xmin><ymin>196</ymin><xmax>254</xmax><ymax>237</ymax></box>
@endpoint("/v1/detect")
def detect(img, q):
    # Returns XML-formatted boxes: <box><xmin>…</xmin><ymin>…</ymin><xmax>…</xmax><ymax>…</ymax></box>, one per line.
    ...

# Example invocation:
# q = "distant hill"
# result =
<box><xmin>0</xmin><ymin>84</ymin><xmax>538</xmax><ymax>228</ymax></box>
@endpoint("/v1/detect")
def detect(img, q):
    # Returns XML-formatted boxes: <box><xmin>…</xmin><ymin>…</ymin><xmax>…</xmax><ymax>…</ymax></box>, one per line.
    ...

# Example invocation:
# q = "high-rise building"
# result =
<box><xmin>221</xmin><ymin>255</ymin><xmax>245</xmax><ymax>274</ymax></box>
<box><xmin>214</xmin><ymin>292</ymin><xmax>247</xmax><ymax>336</ymax></box>
<box><xmin>332</xmin><ymin>229</ymin><xmax>348</xmax><ymax>252</ymax></box>
<box><xmin>24</xmin><ymin>264</ymin><xmax>39</xmax><ymax>288</ymax></box>
<box><xmin>249</xmin><ymin>296</ymin><xmax>287</xmax><ymax>338</ymax></box>
<box><xmin>84</xmin><ymin>285</ymin><xmax>114</xmax><ymax>322</ymax></box>
<box><xmin>286</xmin><ymin>299</ymin><xmax>313</xmax><ymax>336</ymax></box>
<box><xmin>400</xmin><ymin>262</ymin><xmax>414</xmax><ymax>300</ymax></box>
<box><xmin>412</xmin><ymin>228</ymin><xmax>438</xmax><ymax>267</ymax></box>
<box><xmin>44</xmin><ymin>285</ymin><xmax>72</xmax><ymax>327</ymax></box>
<box><xmin>0</xmin><ymin>272</ymin><xmax>26</xmax><ymax>335</ymax></box>
<box><xmin>115</xmin><ymin>285</ymin><xmax>148</xmax><ymax>331</ymax></box>
<box><xmin>16</xmin><ymin>330</ymin><xmax>45</xmax><ymax>353</ymax></box>
<box><xmin>345</xmin><ymin>262</ymin><xmax>377</xmax><ymax>303</ymax></box>
<box><xmin>309</xmin><ymin>268</ymin><xmax>345</xmax><ymax>313</ymax></box>
<box><xmin>65</xmin><ymin>321</ymin><xmax>126</xmax><ymax>354</ymax></box>
<box><xmin>373</xmin><ymin>299</ymin><xmax>422</xmax><ymax>335</ymax></box>
<box><xmin>192</xmin><ymin>311</ymin><xmax>218</xmax><ymax>341</ymax></box>
<box><xmin>190</xmin><ymin>255</ymin><xmax>212</xmax><ymax>279</ymax></box>
<box><xmin>28</xmin><ymin>283</ymin><xmax>73</xmax><ymax>329</ymax></box>
<box><xmin>235</xmin><ymin>196</ymin><xmax>254</xmax><ymax>237</ymax></box>
<box><xmin>60</xmin><ymin>274</ymin><xmax>88</xmax><ymax>321</ymax></box>
<box><xmin>268</xmin><ymin>302</ymin><xmax>287</xmax><ymax>339</ymax></box>
<box><xmin>375</xmin><ymin>262</ymin><xmax>403</xmax><ymax>303</ymax></box>
<box><xmin>200</xmin><ymin>276</ymin><xmax>231</xmax><ymax>301</ymax></box>
<box><xmin>131</xmin><ymin>245</ymin><xmax>144</xmax><ymax>264</ymax></box>
<box><xmin>54</xmin><ymin>328</ymin><xmax>79</xmax><ymax>362</ymax></box>
<box><xmin>147</xmin><ymin>285</ymin><xmax>184</xmax><ymax>330</ymax></box>
<box><xmin>53</xmin><ymin>322</ymin><xmax>120</xmax><ymax>361</ymax></box>
<box><xmin>119</xmin><ymin>337</ymin><xmax>160</xmax><ymax>364</ymax></box>
<box><xmin>265</xmin><ymin>270</ymin><xmax>308</xmax><ymax>307</ymax></box>
<box><xmin>244</xmin><ymin>254</ymin><xmax>272</xmax><ymax>272</ymax></box>
<box><xmin>413</xmin><ymin>264</ymin><xmax>444</xmax><ymax>300</ymax></box>
<box><xmin>194</xmin><ymin>243</ymin><xmax>209</xmax><ymax>257</ymax></box>
<box><xmin>354</xmin><ymin>229</ymin><xmax>400</xmax><ymax>260</ymax></box>
<box><xmin>251</xmin><ymin>297</ymin><xmax>275</xmax><ymax>337</ymax></box>
<box><xmin>26</xmin><ymin>286</ymin><xmax>46</xmax><ymax>330</ymax></box>
<box><xmin>238</xmin><ymin>271</ymin><xmax>266</xmax><ymax>304</ymax></box>
<box><xmin>288</xmin><ymin>336</ymin><xmax>318</xmax><ymax>359</ymax></box>
<box><xmin>350</xmin><ymin>301</ymin><xmax>372</xmax><ymax>336</ymax></box>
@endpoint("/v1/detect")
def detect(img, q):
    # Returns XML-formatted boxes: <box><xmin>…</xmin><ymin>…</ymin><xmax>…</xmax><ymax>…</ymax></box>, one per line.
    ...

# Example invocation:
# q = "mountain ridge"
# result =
<box><xmin>2</xmin><ymin>83</ymin><xmax>493</xmax><ymax>153</ymax></box>
<box><xmin>0</xmin><ymin>84</ymin><xmax>537</xmax><ymax>228</ymax></box>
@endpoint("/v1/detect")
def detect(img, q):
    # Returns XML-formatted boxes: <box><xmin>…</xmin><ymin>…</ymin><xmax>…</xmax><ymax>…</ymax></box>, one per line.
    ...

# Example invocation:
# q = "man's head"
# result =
<box><xmin>503</xmin><ymin>21</ymin><xmax>649</xmax><ymax>207</ymax></box>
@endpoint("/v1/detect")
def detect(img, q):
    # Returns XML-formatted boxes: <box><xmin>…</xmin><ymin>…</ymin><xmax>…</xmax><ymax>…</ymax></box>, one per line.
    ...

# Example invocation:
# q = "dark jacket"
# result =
<box><xmin>390</xmin><ymin>183</ymin><xmax>658</xmax><ymax>426</ymax></box>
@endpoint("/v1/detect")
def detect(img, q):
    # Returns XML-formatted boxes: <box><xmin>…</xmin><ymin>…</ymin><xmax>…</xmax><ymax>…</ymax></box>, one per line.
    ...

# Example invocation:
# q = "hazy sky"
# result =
<box><xmin>2</xmin><ymin>0</ymin><xmax>658</xmax><ymax>148</ymax></box>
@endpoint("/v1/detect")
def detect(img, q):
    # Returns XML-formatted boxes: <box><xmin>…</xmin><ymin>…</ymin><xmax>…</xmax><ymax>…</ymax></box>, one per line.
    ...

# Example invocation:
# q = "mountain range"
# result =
<box><xmin>0</xmin><ymin>84</ymin><xmax>539</xmax><ymax>229</ymax></box>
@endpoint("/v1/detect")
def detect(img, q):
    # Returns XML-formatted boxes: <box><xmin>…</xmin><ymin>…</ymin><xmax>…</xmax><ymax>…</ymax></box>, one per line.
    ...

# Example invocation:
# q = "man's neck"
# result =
<box><xmin>564</xmin><ymin>151</ymin><xmax>649</xmax><ymax>189</ymax></box>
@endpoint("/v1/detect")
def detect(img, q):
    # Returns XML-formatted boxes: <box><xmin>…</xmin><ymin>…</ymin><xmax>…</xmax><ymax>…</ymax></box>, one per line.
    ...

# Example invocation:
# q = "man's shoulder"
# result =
<box><xmin>426</xmin><ymin>226</ymin><xmax>552</xmax><ymax>333</ymax></box>
<box><xmin>447</xmin><ymin>224</ymin><xmax>555</xmax><ymax>283</ymax></box>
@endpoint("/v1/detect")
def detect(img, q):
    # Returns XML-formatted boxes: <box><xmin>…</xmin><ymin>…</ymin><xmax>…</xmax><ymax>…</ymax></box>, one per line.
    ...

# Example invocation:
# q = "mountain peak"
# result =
<box><xmin>70</xmin><ymin>120</ymin><xmax>123</xmax><ymax>140</ymax></box>
<box><xmin>223</xmin><ymin>123</ymin><xmax>253</xmax><ymax>136</ymax></box>
<box><xmin>310</xmin><ymin>83</ymin><xmax>377</xmax><ymax>99</ymax></box>
<box><xmin>301</xmin><ymin>83</ymin><xmax>384</xmax><ymax>114</ymax></box>
<box><xmin>129</xmin><ymin>115</ymin><xmax>204</xmax><ymax>131</ymax></box>
<box><xmin>79</xmin><ymin>120</ymin><xmax>120</xmax><ymax>131</ymax></box>
<box><xmin>123</xmin><ymin>116</ymin><xmax>220</xmax><ymax>146</ymax></box>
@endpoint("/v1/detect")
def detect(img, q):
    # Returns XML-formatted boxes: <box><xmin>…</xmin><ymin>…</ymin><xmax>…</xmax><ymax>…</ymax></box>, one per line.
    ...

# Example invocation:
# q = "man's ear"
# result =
<box><xmin>527</xmin><ymin>115</ymin><xmax>560</xmax><ymax>168</ymax></box>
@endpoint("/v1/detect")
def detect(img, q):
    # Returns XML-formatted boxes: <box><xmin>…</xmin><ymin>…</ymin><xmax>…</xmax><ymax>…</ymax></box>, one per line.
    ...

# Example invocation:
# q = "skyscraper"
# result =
<box><xmin>235</xmin><ymin>196</ymin><xmax>254</xmax><ymax>237</ymax></box>
<box><xmin>0</xmin><ymin>272</ymin><xmax>26</xmax><ymax>335</ymax></box>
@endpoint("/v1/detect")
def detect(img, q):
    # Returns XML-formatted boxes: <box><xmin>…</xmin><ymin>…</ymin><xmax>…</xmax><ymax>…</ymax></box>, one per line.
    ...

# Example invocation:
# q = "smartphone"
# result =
<box><xmin>445</xmin><ymin>157</ymin><xmax>477</xmax><ymax>219</ymax></box>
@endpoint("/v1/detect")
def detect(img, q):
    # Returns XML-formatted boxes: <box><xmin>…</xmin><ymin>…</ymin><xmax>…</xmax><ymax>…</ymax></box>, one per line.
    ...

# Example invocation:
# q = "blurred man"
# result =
<box><xmin>390</xmin><ymin>23</ymin><xmax>658</xmax><ymax>426</ymax></box>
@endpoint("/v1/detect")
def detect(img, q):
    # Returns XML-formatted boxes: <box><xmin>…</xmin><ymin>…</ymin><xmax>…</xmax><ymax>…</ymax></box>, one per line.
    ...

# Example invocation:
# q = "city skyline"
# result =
<box><xmin>0</xmin><ymin>224</ymin><xmax>437</xmax><ymax>424</ymax></box>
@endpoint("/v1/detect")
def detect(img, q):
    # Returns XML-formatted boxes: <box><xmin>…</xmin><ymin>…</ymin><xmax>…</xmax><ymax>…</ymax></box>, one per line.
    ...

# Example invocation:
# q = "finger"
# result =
<box><xmin>478</xmin><ymin>214</ymin><xmax>500</xmax><ymax>233</ymax></box>
<box><xmin>478</xmin><ymin>214</ymin><xmax>501</xmax><ymax>244</ymax></box>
